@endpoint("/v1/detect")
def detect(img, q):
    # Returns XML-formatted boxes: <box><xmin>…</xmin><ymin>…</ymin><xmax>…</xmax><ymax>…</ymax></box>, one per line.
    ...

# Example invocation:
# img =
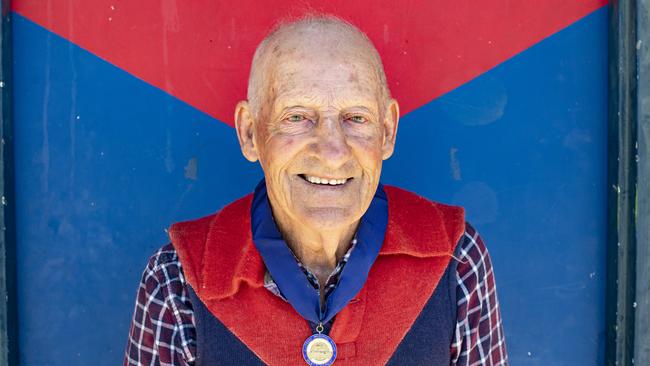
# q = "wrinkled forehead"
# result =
<box><xmin>263</xmin><ymin>34</ymin><xmax>385</xmax><ymax>109</ymax></box>
<box><xmin>272</xmin><ymin>58</ymin><xmax>382</xmax><ymax>109</ymax></box>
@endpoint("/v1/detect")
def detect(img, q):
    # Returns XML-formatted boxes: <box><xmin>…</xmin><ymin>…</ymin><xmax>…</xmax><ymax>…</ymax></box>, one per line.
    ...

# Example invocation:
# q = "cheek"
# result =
<box><xmin>261</xmin><ymin>134</ymin><xmax>304</xmax><ymax>175</ymax></box>
<box><xmin>349</xmin><ymin>134</ymin><xmax>385</xmax><ymax>174</ymax></box>
<box><xmin>346</xmin><ymin>126</ymin><xmax>385</xmax><ymax>158</ymax></box>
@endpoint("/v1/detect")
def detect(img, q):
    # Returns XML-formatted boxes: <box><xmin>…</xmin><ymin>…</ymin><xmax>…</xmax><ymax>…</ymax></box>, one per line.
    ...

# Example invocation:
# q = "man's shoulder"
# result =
<box><xmin>382</xmin><ymin>184</ymin><xmax>466</xmax><ymax>254</ymax></box>
<box><xmin>165</xmin><ymin>191</ymin><xmax>262</xmax><ymax>296</ymax></box>
<box><xmin>453</xmin><ymin>222</ymin><xmax>494</xmax><ymax>283</ymax></box>
<box><xmin>383</xmin><ymin>184</ymin><xmax>465</xmax><ymax>219</ymax></box>
<box><xmin>142</xmin><ymin>243</ymin><xmax>185</xmax><ymax>281</ymax></box>
<box><xmin>165</xmin><ymin>193</ymin><xmax>255</xmax><ymax>270</ymax></box>
<box><xmin>146</xmin><ymin>243</ymin><xmax>181</xmax><ymax>267</ymax></box>
<box><xmin>167</xmin><ymin>192</ymin><xmax>254</xmax><ymax>237</ymax></box>
<box><xmin>454</xmin><ymin>222</ymin><xmax>486</xmax><ymax>253</ymax></box>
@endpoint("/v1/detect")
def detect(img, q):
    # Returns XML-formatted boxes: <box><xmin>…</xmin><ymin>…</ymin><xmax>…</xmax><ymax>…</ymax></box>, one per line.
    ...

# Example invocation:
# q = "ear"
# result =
<box><xmin>381</xmin><ymin>98</ymin><xmax>400</xmax><ymax>160</ymax></box>
<box><xmin>234</xmin><ymin>101</ymin><xmax>259</xmax><ymax>162</ymax></box>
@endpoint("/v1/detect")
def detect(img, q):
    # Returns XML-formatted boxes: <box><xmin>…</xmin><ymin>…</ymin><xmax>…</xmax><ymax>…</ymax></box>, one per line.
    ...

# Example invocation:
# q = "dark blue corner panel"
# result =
<box><xmin>12</xmin><ymin>7</ymin><xmax>607</xmax><ymax>366</ymax></box>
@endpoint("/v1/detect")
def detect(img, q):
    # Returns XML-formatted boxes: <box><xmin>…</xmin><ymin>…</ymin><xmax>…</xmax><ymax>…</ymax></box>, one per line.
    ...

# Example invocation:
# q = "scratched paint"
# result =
<box><xmin>449</xmin><ymin>147</ymin><xmax>462</xmax><ymax>181</ymax></box>
<box><xmin>184</xmin><ymin>157</ymin><xmax>198</xmax><ymax>180</ymax></box>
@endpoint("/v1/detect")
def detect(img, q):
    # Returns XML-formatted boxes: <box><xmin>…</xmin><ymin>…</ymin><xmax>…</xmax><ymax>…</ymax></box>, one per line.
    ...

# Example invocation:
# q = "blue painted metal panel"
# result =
<box><xmin>387</xmin><ymin>8</ymin><xmax>608</xmax><ymax>364</ymax></box>
<box><xmin>11</xmin><ymin>7</ymin><xmax>607</xmax><ymax>366</ymax></box>
<box><xmin>12</xmin><ymin>13</ymin><xmax>261</xmax><ymax>365</ymax></box>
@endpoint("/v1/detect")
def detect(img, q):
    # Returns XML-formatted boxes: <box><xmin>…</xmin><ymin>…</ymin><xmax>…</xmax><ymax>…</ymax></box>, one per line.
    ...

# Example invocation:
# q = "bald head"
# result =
<box><xmin>247</xmin><ymin>15</ymin><xmax>391</xmax><ymax>119</ymax></box>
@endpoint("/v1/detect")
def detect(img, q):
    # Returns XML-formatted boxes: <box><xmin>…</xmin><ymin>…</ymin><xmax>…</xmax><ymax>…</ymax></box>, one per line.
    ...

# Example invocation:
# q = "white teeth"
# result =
<box><xmin>304</xmin><ymin>175</ymin><xmax>348</xmax><ymax>186</ymax></box>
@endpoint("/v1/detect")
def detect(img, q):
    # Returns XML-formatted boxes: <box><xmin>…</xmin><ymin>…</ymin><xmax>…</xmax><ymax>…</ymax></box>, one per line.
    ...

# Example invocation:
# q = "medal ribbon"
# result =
<box><xmin>251</xmin><ymin>179</ymin><xmax>388</xmax><ymax>325</ymax></box>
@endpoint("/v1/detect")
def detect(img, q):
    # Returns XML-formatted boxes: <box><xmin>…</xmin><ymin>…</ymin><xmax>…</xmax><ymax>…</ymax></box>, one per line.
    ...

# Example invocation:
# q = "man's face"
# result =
<box><xmin>237</xmin><ymin>35</ymin><xmax>398</xmax><ymax>232</ymax></box>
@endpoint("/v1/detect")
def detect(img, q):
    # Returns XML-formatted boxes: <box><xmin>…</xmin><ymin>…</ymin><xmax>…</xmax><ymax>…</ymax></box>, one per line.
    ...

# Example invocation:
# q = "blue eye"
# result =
<box><xmin>287</xmin><ymin>115</ymin><xmax>306</xmax><ymax>122</ymax></box>
<box><xmin>348</xmin><ymin>115</ymin><xmax>367</xmax><ymax>123</ymax></box>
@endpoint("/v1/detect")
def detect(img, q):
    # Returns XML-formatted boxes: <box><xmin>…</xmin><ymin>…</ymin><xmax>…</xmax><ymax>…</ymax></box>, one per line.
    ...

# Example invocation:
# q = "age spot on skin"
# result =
<box><xmin>307</xmin><ymin>142</ymin><xmax>319</xmax><ymax>153</ymax></box>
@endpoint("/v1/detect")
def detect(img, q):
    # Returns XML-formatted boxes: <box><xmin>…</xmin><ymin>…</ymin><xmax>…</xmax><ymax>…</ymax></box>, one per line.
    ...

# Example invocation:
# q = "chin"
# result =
<box><xmin>298</xmin><ymin>207</ymin><xmax>359</xmax><ymax>230</ymax></box>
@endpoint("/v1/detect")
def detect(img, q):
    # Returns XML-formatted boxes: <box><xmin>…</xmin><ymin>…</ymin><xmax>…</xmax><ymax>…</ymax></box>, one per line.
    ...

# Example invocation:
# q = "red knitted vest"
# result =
<box><xmin>169</xmin><ymin>185</ymin><xmax>465</xmax><ymax>366</ymax></box>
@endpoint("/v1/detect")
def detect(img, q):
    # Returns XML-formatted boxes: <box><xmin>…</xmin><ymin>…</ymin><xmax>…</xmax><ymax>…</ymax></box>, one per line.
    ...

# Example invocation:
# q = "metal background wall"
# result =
<box><xmin>10</xmin><ymin>1</ymin><xmax>609</xmax><ymax>365</ymax></box>
<box><xmin>636</xmin><ymin>0</ymin><xmax>650</xmax><ymax>362</ymax></box>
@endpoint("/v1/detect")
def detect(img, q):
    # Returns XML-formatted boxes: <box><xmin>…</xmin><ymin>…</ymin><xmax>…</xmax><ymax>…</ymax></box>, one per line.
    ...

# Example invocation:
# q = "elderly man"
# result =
<box><xmin>125</xmin><ymin>15</ymin><xmax>507</xmax><ymax>366</ymax></box>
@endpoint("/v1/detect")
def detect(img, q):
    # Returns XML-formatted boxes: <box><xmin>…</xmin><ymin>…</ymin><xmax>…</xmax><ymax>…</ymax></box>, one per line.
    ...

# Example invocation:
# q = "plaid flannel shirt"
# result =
<box><xmin>124</xmin><ymin>224</ymin><xmax>507</xmax><ymax>365</ymax></box>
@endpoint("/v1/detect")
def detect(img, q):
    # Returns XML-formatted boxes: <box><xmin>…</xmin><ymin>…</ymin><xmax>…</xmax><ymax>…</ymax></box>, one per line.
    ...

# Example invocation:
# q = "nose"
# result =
<box><xmin>313</xmin><ymin>116</ymin><xmax>352</xmax><ymax>167</ymax></box>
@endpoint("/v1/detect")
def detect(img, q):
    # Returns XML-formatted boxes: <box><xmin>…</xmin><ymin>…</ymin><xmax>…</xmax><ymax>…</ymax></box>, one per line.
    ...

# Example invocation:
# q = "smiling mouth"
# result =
<box><xmin>298</xmin><ymin>174</ymin><xmax>353</xmax><ymax>186</ymax></box>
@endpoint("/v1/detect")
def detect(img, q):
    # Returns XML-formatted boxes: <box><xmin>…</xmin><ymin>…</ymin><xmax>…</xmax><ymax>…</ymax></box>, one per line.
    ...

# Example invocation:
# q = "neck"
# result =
<box><xmin>271</xmin><ymin>210</ymin><xmax>358</xmax><ymax>287</ymax></box>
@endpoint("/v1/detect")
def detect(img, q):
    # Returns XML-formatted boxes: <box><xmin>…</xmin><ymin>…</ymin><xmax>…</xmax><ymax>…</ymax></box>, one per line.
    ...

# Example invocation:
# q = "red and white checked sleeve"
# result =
<box><xmin>450</xmin><ymin>224</ymin><xmax>508</xmax><ymax>365</ymax></box>
<box><xmin>124</xmin><ymin>245</ymin><xmax>196</xmax><ymax>366</ymax></box>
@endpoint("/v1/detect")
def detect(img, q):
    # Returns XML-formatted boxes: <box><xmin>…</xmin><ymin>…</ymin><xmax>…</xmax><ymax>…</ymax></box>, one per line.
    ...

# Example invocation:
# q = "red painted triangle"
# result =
<box><xmin>14</xmin><ymin>0</ymin><xmax>607</xmax><ymax>126</ymax></box>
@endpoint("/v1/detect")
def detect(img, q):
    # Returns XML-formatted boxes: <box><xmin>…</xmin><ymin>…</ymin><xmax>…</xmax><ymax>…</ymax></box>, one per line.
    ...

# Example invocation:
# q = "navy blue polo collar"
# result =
<box><xmin>250</xmin><ymin>178</ymin><xmax>388</xmax><ymax>324</ymax></box>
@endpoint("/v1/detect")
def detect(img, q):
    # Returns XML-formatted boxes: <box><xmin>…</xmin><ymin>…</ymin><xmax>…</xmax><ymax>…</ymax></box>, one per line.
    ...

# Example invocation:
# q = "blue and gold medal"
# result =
<box><xmin>302</xmin><ymin>324</ymin><xmax>337</xmax><ymax>366</ymax></box>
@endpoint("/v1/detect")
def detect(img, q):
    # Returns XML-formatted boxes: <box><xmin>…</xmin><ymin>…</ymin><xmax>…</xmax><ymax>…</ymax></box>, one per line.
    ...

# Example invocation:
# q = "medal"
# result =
<box><xmin>302</xmin><ymin>323</ymin><xmax>337</xmax><ymax>366</ymax></box>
